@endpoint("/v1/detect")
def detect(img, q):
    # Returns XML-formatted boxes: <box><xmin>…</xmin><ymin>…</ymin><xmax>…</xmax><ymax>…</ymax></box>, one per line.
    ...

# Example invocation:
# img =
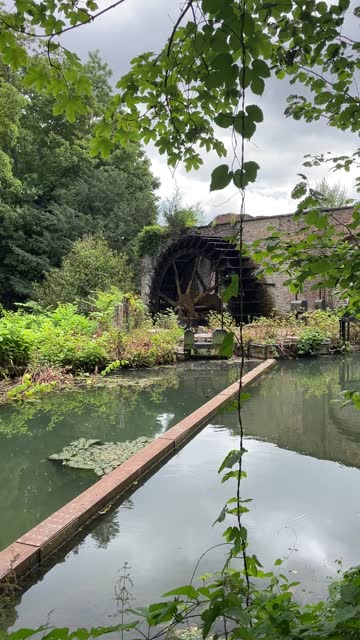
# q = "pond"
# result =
<box><xmin>0</xmin><ymin>360</ymin><xmax>249</xmax><ymax>552</ymax></box>
<box><xmin>2</xmin><ymin>355</ymin><xmax>360</xmax><ymax>631</ymax></box>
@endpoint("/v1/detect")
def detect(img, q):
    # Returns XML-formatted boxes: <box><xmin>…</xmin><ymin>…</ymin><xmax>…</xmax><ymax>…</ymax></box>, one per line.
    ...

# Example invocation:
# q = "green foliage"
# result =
<box><xmin>33</xmin><ymin>236</ymin><xmax>131</xmax><ymax>314</ymax></box>
<box><xmin>160</xmin><ymin>187</ymin><xmax>204</xmax><ymax>232</ymax></box>
<box><xmin>100</xmin><ymin>359</ymin><xmax>129</xmax><ymax>377</ymax></box>
<box><xmin>207</xmin><ymin>310</ymin><xmax>236</xmax><ymax>333</ymax></box>
<box><xmin>315</xmin><ymin>178</ymin><xmax>349</xmax><ymax>208</ymax></box>
<box><xmin>297</xmin><ymin>328</ymin><xmax>328</xmax><ymax>356</ymax></box>
<box><xmin>0</xmin><ymin>310</ymin><xmax>34</xmax><ymax>369</ymax></box>
<box><xmin>7</xmin><ymin>373</ymin><xmax>57</xmax><ymax>401</ymax></box>
<box><xmin>0</xmin><ymin>304</ymin><xmax>102</xmax><ymax>374</ymax></box>
<box><xmin>219</xmin><ymin>332</ymin><xmax>235</xmax><ymax>357</ymax></box>
<box><xmin>242</xmin><ymin>310</ymin><xmax>340</xmax><ymax>347</ymax></box>
<box><xmin>121</xmin><ymin>325</ymin><xmax>182</xmax><ymax>367</ymax></box>
<box><xmin>0</xmin><ymin>289</ymin><xmax>181</xmax><ymax>377</ymax></box>
<box><xmin>0</xmin><ymin>52</ymin><xmax>158</xmax><ymax>307</ymax></box>
<box><xmin>153</xmin><ymin>309</ymin><xmax>179</xmax><ymax>331</ymax></box>
<box><xmin>137</xmin><ymin>225</ymin><xmax>168</xmax><ymax>257</ymax></box>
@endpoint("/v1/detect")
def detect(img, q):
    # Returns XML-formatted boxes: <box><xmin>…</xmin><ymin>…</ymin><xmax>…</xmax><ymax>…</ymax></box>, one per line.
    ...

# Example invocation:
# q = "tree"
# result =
<box><xmin>160</xmin><ymin>187</ymin><xmax>204</xmax><ymax>232</ymax></box>
<box><xmin>33</xmin><ymin>235</ymin><xmax>131</xmax><ymax>313</ymax></box>
<box><xmin>314</xmin><ymin>178</ymin><xmax>349</xmax><ymax>209</ymax></box>
<box><xmin>0</xmin><ymin>51</ymin><xmax>158</xmax><ymax>306</ymax></box>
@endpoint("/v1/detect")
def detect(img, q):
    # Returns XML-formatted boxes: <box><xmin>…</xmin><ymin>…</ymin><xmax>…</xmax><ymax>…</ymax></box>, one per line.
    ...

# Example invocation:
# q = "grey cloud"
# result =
<box><xmin>61</xmin><ymin>0</ymin><xmax>358</xmax><ymax>217</ymax></box>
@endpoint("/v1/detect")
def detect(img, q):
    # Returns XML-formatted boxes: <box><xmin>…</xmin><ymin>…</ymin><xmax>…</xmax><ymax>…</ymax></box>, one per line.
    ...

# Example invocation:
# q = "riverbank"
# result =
<box><xmin>0</xmin><ymin>304</ymin><xmax>357</xmax><ymax>406</ymax></box>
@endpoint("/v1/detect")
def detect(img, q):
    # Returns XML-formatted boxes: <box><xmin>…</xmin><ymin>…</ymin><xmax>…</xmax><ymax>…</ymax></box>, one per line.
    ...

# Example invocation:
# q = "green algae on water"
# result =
<box><xmin>48</xmin><ymin>436</ymin><xmax>152</xmax><ymax>476</ymax></box>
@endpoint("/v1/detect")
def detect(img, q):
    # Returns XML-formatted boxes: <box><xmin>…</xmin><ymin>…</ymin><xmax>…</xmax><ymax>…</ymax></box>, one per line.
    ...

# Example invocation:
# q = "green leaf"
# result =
<box><xmin>210</xmin><ymin>164</ymin><xmax>232</xmax><ymax>191</ymax></box>
<box><xmin>291</xmin><ymin>181</ymin><xmax>307</xmax><ymax>199</ymax></box>
<box><xmin>163</xmin><ymin>585</ymin><xmax>199</xmax><ymax>600</ymax></box>
<box><xmin>234</xmin><ymin>114</ymin><xmax>256</xmax><ymax>139</ymax></box>
<box><xmin>219</xmin><ymin>449</ymin><xmax>242</xmax><ymax>472</ymax></box>
<box><xmin>219</xmin><ymin>332</ymin><xmax>235</xmax><ymax>357</ymax></box>
<box><xmin>2</xmin><ymin>44</ymin><xmax>27</xmax><ymax>70</ymax></box>
<box><xmin>223</xmin><ymin>274</ymin><xmax>239</xmax><ymax>302</ymax></box>
<box><xmin>202</xmin><ymin>0</ymin><xmax>224</xmax><ymax>14</ymax></box>
<box><xmin>304</xmin><ymin>210</ymin><xmax>328</xmax><ymax>229</ymax></box>
<box><xmin>213</xmin><ymin>504</ymin><xmax>227</xmax><ymax>525</ymax></box>
<box><xmin>251</xmin><ymin>76</ymin><xmax>265</xmax><ymax>95</ymax></box>
<box><xmin>214</xmin><ymin>113</ymin><xmax>233</xmax><ymax>128</ymax></box>
<box><xmin>246</xmin><ymin>104</ymin><xmax>264</xmax><ymax>122</ymax></box>
<box><xmin>243</xmin><ymin>160</ymin><xmax>260</xmax><ymax>183</ymax></box>
<box><xmin>252</xmin><ymin>58</ymin><xmax>271</xmax><ymax>78</ymax></box>
<box><xmin>211</xmin><ymin>52</ymin><xmax>233</xmax><ymax>70</ymax></box>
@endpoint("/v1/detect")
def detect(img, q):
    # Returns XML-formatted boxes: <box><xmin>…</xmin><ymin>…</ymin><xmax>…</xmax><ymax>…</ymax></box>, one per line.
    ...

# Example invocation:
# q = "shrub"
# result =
<box><xmin>154</xmin><ymin>309</ymin><xmax>179</xmax><ymax>330</ymax></box>
<box><xmin>33</xmin><ymin>235</ymin><xmax>132</xmax><ymax>314</ymax></box>
<box><xmin>136</xmin><ymin>224</ymin><xmax>168</xmax><ymax>257</ymax></box>
<box><xmin>0</xmin><ymin>311</ymin><xmax>34</xmax><ymax>370</ymax></box>
<box><xmin>122</xmin><ymin>326</ymin><xmax>181</xmax><ymax>367</ymax></box>
<box><xmin>90</xmin><ymin>288</ymin><xmax>149</xmax><ymax>331</ymax></box>
<box><xmin>297</xmin><ymin>328</ymin><xmax>328</xmax><ymax>356</ymax></box>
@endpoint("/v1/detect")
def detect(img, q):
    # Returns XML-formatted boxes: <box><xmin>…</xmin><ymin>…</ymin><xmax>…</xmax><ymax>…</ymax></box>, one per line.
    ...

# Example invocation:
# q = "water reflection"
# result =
<box><xmin>3</xmin><ymin>355</ymin><xmax>360</xmax><ymax>631</ymax></box>
<box><xmin>233</xmin><ymin>357</ymin><xmax>360</xmax><ymax>469</ymax></box>
<box><xmin>0</xmin><ymin>361</ymin><xmax>248</xmax><ymax>550</ymax></box>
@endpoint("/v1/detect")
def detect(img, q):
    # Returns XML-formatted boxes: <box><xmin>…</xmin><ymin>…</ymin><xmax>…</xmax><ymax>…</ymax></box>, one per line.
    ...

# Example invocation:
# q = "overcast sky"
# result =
<box><xmin>63</xmin><ymin>0</ymin><xmax>358</xmax><ymax>222</ymax></box>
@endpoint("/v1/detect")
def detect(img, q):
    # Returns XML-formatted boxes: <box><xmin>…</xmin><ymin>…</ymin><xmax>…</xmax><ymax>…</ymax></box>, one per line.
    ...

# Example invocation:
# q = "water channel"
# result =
<box><xmin>0</xmin><ymin>360</ymin><xmax>248</xmax><ymax>551</ymax></box>
<box><xmin>1</xmin><ymin>355</ymin><xmax>360</xmax><ymax>630</ymax></box>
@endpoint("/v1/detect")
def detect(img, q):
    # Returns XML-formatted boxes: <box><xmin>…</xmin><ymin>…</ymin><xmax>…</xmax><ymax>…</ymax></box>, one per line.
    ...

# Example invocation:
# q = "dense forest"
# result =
<box><xmin>0</xmin><ymin>51</ymin><xmax>159</xmax><ymax>307</ymax></box>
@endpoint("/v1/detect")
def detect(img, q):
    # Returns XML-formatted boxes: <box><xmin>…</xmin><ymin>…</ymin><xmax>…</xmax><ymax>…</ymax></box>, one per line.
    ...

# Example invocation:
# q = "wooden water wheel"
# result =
<box><xmin>149</xmin><ymin>235</ymin><xmax>267</xmax><ymax>324</ymax></box>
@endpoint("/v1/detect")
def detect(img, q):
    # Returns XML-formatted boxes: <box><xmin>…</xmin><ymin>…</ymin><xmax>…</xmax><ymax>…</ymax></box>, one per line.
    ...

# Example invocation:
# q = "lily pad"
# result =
<box><xmin>48</xmin><ymin>436</ymin><xmax>152</xmax><ymax>476</ymax></box>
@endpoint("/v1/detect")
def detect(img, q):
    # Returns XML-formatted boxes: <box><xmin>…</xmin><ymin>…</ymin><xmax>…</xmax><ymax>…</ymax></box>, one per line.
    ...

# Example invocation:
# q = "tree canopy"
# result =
<box><xmin>0</xmin><ymin>50</ymin><xmax>158</xmax><ymax>306</ymax></box>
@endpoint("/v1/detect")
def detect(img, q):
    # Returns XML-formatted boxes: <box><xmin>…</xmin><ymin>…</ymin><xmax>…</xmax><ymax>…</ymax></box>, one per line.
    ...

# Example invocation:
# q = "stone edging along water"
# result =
<box><xmin>0</xmin><ymin>359</ymin><xmax>276</xmax><ymax>585</ymax></box>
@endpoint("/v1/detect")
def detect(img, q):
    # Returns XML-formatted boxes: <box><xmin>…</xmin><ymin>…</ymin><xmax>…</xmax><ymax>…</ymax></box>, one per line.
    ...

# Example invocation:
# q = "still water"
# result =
<box><xmin>3</xmin><ymin>356</ymin><xmax>360</xmax><ymax>630</ymax></box>
<box><xmin>0</xmin><ymin>360</ymin><xmax>248</xmax><ymax>551</ymax></box>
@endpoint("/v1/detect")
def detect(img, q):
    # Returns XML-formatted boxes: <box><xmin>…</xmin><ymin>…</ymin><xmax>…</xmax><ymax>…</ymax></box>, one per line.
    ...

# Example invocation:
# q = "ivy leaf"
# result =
<box><xmin>210</xmin><ymin>164</ymin><xmax>232</xmax><ymax>191</ymax></box>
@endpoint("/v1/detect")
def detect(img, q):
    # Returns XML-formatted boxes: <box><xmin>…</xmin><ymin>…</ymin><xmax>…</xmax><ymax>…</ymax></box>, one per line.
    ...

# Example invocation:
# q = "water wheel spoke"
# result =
<box><xmin>194</xmin><ymin>282</ymin><xmax>218</xmax><ymax>303</ymax></box>
<box><xmin>172</xmin><ymin>261</ymin><xmax>182</xmax><ymax>297</ymax></box>
<box><xmin>159</xmin><ymin>293</ymin><xmax>177</xmax><ymax>307</ymax></box>
<box><xmin>196</xmin><ymin>269</ymin><xmax>207</xmax><ymax>292</ymax></box>
<box><xmin>186</xmin><ymin>256</ymin><xmax>200</xmax><ymax>294</ymax></box>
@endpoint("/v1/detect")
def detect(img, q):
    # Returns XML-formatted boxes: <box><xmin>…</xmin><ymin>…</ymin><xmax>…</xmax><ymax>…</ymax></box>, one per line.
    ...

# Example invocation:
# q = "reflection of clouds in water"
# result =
<box><xmin>11</xmin><ymin>357</ymin><xmax>360</xmax><ymax>628</ymax></box>
<box><xmin>298</xmin><ymin>536</ymin><xmax>335</xmax><ymax>573</ymax></box>
<box><xmin>155</xmin><ymin>412</ymin><xmax>175</xmax><ymax>436</ymax></box>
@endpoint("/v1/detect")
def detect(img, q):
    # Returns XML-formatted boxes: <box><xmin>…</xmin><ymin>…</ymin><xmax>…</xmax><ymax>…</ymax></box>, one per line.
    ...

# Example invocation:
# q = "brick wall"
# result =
<box><xmin>195</xmin><ymin>207</ymin><xmax>354</xmax><ymax>315</ymax></box>
<box><xmin>141</xmin><ymin>207</ymin><xmax>355</xmax><ymax>316</ymax></box>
